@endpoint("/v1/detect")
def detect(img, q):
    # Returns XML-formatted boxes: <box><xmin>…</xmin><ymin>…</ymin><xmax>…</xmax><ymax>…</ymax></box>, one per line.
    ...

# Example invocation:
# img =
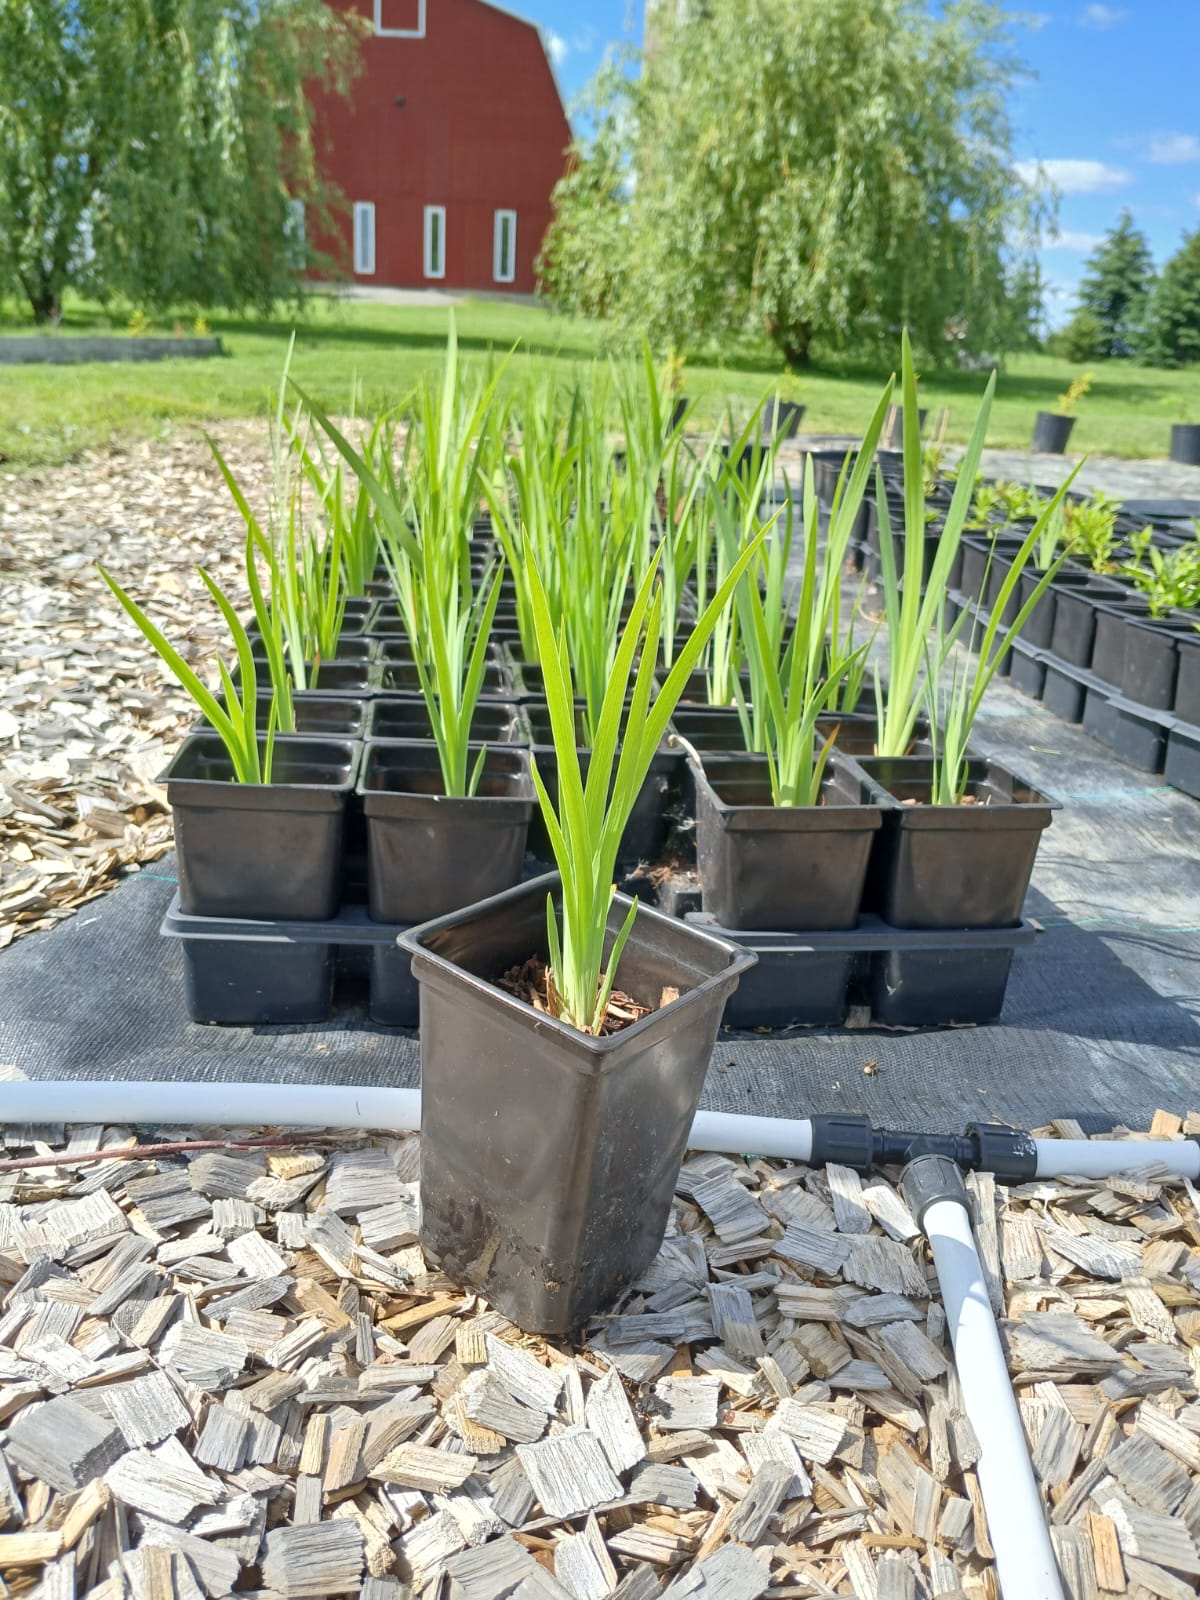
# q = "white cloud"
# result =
<box><xmin>1015</xmin><ymin>157</ymin><xmax>1131</xmax><ymax>193</ymax></box>
<box><xmin>1044</xmin><ymin>229</ymin><xmax>1105</xmax><ymax>251</ymax></box>
<box><xmin>1079</xmin><ymin>5</ymin><xmax>1128</xmax><ymax>27</ymax></box>
<box><xmin>543</xmin><ymin>28</ymin><xmax>568</xmax><ymax>67</ymax></box>
<box><xmin>1148</xmin><ymin>133</ymin><xmax>1200</xmax><ymax>165</ymax></box>
<box><xmin>1020</xmin><ymin>11</ymin><xmax>1052</xmax><ymax>29</ymax></box>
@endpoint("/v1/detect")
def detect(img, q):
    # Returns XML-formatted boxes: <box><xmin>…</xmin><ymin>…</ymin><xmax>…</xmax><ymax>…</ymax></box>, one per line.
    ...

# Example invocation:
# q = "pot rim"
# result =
<box><xmin>400</xmin><ymin>869</ymin><xmax>756</xmax><ymax>1059</ymax></box>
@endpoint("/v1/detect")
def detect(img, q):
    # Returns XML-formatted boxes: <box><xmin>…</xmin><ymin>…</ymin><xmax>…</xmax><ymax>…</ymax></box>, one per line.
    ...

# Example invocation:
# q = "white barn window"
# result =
<box><xmin>353</xmin><ymin>202</ymin><xmax>376</xmax><ymax>275</ymax></box>
<box><xmin>375</xmin><ymin>0</ymin><xmax>426</xmax><ymax>39</ymax></box>
<box><xmin>424</xmin><ymin>205</ymin><xmax>446</xmax><ymax>279</ymax></box>
<box><xmin>493</xmin><ymin>210</ymin><xmax>517</xmax><ymax>284</ymax></box>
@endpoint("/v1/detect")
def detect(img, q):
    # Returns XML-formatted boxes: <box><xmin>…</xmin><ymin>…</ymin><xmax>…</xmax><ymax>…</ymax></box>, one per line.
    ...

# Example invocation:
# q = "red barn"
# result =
<box><xmin>310</xmin><ymin>0</ymin><xmax>572</xmax><ymax>294</ymax></box>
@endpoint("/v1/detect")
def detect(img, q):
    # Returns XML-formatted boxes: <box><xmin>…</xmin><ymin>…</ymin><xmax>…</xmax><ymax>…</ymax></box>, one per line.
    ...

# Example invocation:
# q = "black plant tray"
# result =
<box><xmin>160</xmin><ymin>893</ymin><xmax>418</xmax><ymax>1028</ymax></box>
<box><xmin>685</xmin><ymin>912</ymin><xmax>1036</xmax><ymax>1029</ymax></box>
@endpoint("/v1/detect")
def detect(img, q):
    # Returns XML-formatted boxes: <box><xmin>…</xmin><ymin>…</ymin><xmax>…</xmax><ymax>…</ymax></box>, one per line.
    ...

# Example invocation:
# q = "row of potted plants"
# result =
<box><xmin>100</xmin><ymin>325</ymin><xmax>1065</xmax><ymax>1331</ymax></box>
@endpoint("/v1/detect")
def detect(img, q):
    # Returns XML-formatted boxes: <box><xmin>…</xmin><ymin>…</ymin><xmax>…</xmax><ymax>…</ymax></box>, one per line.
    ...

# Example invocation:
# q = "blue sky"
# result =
<box><xmin>522</xmin><ymin>0</ymin><xmax>1200</xmax><ymax>327</ymax></box>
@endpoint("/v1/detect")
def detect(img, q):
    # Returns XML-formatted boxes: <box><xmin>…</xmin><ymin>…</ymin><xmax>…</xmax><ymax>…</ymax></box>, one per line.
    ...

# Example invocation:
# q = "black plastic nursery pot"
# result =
<box><xmin>1166</xmin><ymin>722</ymin><xmax>1200</xmax><ymax>799</ymax></box>
<box><xmin>1115</xmin><ymin>617</ymin><xmax>1188</xmax><ymax>710</ymax></box>
<box><xmin>205</xmin><ymin>694</ymin><xmax>365</xmax><ymax>741</ymax></box>
<box><xmin>1175</xmin><ymin>635</ymin><xmax>1200</xmax><ymax>726</ymax></box>
<box><xmin>1042</xmin><ymin>658</ymin><xmax>1088</xmax><ymax>723</ymax></box>
<box><xmin>1016</xmin><ymin>566</ymin><xmax>1073</xmax><ymax>650</ymax></box>
<box><xmin>855</xmin><ymin>755</ymin><xmax>1058</xmax><ymax>930</ymax></box>
<box><xmin>160</xmin><ymin>894</ymin><xmax>419</xmax><ymax>1028</ymax></box>
<box><xmin>1049</xmin><ymin>579</ymin><xmax>1125</xmax><ymax>669</ymax></box>
<box><xmin>1009</xmin><ymin>639</ymin><xmax>1048</xmax><ymax>701</ymax></box>
<box><xmin>375</xmin><ymin>660</ymin><xmax>516</xmax><ymax>699</ymax></box>
<box><xmin>693</xmin><ymin>753</ymin><xmax>886</xmax><ymax>932</ymax></box>
<box><xmin>1169</xmin><ymin>424</ymin><xmax>1200</xmax><ymax>467</ymax></box>
<box><xmin>401</xmin><ymin>873</ymin><xmax>755</xmax><ymax>1334</ymax></box>
<box><xmin>364</xmin><ymin>697</ymin><xmax>530</xmax><ymax>745</ymax></box>
<box><xmin>1090</xmin><ymin>601</ymin><xmax>1152</xmax><ymax>688</ymax></box>
<box><xmin>1031</xmin><ymin>411</ymin><xmax>1076</xmax><ymax>454</ymax></box>
<box><xmin>359</xmin><ymin>742</ymin><xmax>534</xmax><ymax>924</ymax></box>
<box><xmin>525</xmin><ymin>706</ymin><xmax>682</xmax><ymax>869</ymax></box>
<box><xmin>959</xmin><ymin>536</ymin><xmax>1021</xmax><ymax>605</ymax></box>
<box><xmin>162</xmin><ymin>734</ymin><xmax>356</xmax><ymax>920</ymax></box>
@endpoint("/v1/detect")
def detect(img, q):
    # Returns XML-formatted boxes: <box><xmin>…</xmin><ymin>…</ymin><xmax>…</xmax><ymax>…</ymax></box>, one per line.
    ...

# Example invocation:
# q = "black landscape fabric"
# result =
<box><xmin>1</xmin><ymin>681</ymin><xmax>1198</xmax><ymax>1134</ymax></box>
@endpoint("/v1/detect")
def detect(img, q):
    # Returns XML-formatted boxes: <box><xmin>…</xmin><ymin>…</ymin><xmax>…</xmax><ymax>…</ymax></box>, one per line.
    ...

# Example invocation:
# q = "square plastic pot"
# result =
<box><xmin>1120</xmin><ymin>619</ymin><xmax>1189</xmax><ymax>711</ymax></box>
<box><xmin>363</xmin><ymin>697</ymin><xmax>530</xmax><ymax>745</ymax></box>
<box><xmin>1031</xmin><ymin>411</ymin><xmax>1075</xmax><ymax>453</ymax></box>
<box><xmin>205</xmin><ymin>694</ymin><xmax>366</xmax><ymax>742</ymax></box>
<box><xmin>161</xmin><ymin>893</ymin><xmax>417</xmax><ymax>1026</ymax></box>
<box><xmin>1009</xmin><ymin>640</ymin><xmax>1048</xmax><ymax>701</ymax></box>
<box><xmin>869</xmin><ymin>946</ymin><xmax>1016</xmax><ymax>1026</ymax></box>
<box><xmin>1050</xmin><ymin>582</ymin><xmax>1123</xmax><ymax>669</ymax></box>
<box><xmin>693</xmin><ymin>753</ymin><xmax>886</xmax><ymax>931</ymax></box>
<box><xmin>373</xmin><ymin>660</ymin><xmax>517</xmax><ymax>700</ymax></box>
<box><xmin>1082</xmin><ymin>684</ymin><xmax>1119</xmax><ymax>747</ymax></box>
<box><xmin>162</xmin><ymin>734</ymin><xmax>356</xmax><ymax>920</ymax></box>
<box><xmin>1090</xmin><ymin>602</ymin><xmax>1154</xmax><ymax>689</ymax></box>
<box><xmin>1176</xmin><ymin>636</ymin><xmax>1200</xmax><ymax>726</ymax></box>
<box><xmin>683</xmin><ymin>914</ymin><xmax>853</xmax><ymax>1028</ymax></box>
<box><xmin>360</xmin><ymin>742</ymin><xmax>534</xmax><ymax>924</ymax></box>
<box><xmin>400</xmin><ymin>872</ymin><xmax>755</xmax><ymax>1334</ymax></box>
<box><xmin>1166</xmin><ymin>722</ymin><xmax>1200</xmax><ymax>798</ymax></box>
<box><xmin>1108</xmin><ymin>698</ymin><xmax>1168</xmax><ymax>774</ymax></box>
<box><xmin>854</xmin><ymin>755</ymin><xmax>1058</xmax><ymax>930</ymax></box>
<box><xmin>525</xmin><ymin>707</ymin><xmax>682</xmax><ymax>870</ymax></box>
<box><xmin>1016</xmin><ymin>568</ymin><xmax>1064</xmax><ymax>650</ymax></box>
<box><xmin>1042</xmin><ymin>659</ymin><xmax>1088</xmax><ymax>723</ymax></box>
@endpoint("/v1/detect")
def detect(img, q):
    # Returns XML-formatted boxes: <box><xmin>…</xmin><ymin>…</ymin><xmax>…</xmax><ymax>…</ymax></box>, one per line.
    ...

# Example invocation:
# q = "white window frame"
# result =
<box><xmin>374</xmin><ymin>0</ymin><xmax>426</xmax><ymax>38</ymax></box>
<box><xmin>284</xmin><ymin>198</ymin><xmax>306</xmax><ymax>266</ymax></box>
<box><xmin>493</xmin><ymin>209</ymin><xmax>517</xmax><ymax>284</ymax></box>
<box><xmin>423</xmin><ymin>205</ymin><xmax>446</xmax><ymax>280</ymax></box>
<box><xmin>353</xmin><ymin>202</ymin><xmax>376</xmax><ymax>276</ymax></box>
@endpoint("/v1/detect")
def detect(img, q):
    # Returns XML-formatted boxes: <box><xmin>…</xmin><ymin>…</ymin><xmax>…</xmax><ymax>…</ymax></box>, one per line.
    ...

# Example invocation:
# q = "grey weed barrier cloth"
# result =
<box><xmin>1</xmin><ymin>676</ymin><xmax>1198</xmax><ymax>1134</ymax></box>
<box><xmin>0</xmin><ymin>335</ymin><xmax>224</xmax><ymax>365</ymax></box>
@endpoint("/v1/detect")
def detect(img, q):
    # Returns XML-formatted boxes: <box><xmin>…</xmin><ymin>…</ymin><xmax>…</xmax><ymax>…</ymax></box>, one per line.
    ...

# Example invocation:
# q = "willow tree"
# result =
<box><xmin>541</xmin><ymin>0</ymin><xmax>1047</xmax><ymax>366</ymax></box>
<box><xmin>0</xmin><ymin>1</ymin><xmax>361</xmax><ymax>323</ymax></box>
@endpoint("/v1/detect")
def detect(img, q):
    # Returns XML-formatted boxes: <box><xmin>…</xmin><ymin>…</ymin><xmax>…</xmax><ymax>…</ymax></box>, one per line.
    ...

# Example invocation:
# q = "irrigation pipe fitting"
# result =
<box><xmin>901</xmin><ymin>1155</ymin><xmax>1065</xmax><ymax>1600</ymax></box>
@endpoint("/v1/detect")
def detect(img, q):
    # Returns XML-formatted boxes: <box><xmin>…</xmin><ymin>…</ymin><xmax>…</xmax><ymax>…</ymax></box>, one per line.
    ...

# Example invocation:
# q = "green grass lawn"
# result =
<box><xmin>2</xmin><ymin>294</ymin><xmax>1199</xmax><ymax>470</ymax></box>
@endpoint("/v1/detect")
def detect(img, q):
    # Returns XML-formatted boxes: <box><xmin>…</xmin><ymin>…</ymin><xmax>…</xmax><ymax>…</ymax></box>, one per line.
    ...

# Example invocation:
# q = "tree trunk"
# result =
<box><xmin>764</xmin><ymin>315</ymin><xmax>812</xmax><ymax>369</ymax></box>
<box><xmin>23</xmin><ymin>277</ymin><xmax>62</xmax><ymax>325</ymax></box>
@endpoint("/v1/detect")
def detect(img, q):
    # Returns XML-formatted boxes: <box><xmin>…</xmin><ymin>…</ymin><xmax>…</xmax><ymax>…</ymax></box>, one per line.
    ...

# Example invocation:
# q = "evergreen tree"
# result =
<box><xmin>1143</xmin><ymin>229</ymin><xmax>1200</xmax><ymax>368</ymax></box>
<box><xmin>1077</xmin><ymin>211</ymin><xmax>1155</xmax><ymax>357</ymax></box>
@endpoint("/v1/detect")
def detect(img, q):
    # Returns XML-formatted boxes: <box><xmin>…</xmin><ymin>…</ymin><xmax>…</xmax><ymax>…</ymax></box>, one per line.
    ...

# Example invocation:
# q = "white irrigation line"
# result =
<box><xmin>922</xmin><ymin>1192</ymin><xmax>1065</xmax><ymax>1600</ymax></box>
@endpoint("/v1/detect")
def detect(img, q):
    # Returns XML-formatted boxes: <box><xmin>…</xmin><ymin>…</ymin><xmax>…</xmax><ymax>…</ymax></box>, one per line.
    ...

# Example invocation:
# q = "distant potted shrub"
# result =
<box><xmin>1031</xmin><ymin>372</ymin><xmax>1091</xmax><ymax>454</ymax></box>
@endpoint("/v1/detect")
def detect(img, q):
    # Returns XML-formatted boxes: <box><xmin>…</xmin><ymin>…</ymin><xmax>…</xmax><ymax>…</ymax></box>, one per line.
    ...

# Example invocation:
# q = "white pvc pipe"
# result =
<box><xmin>0</xmin><ymin>1082</ymin><xmax>815</xmax><ymax>1161</ymax></box>
<box><xmin>689</xmin><ymin>1108</ymin><xmax>814</xmax><ymax>1162</ymax></box>
<box><xmin>924</xmin><ymin>1196</ymin><xmax>1064</xmax><ymax>1600</ymax></box>
<box><xmin>0</xmin><ymin>1082</ymin><xmax>423</xmax><ymax>1132</ymax></box>
<box><xmin>1</xmin><ymin>1085</ymin><xmax>1196</xmax><ymax>1184</ymax></box>
<box><xmin>1034</xmin><ymin>1137</ymin><xmax>1200</xmax><ymax>1181</ymax></box>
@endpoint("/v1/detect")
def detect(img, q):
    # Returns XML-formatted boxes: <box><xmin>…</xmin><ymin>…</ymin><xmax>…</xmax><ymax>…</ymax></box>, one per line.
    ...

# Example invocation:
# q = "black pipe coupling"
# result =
<box><xmin>899</xmin><ymin>1154</ymin><xmax>969</xmax><ymax>1231</ymax></box>
<box><xmin>808</xmin><ymin>1114</ymin><xmax>1038</xmax><ymax>1182</ymax></box>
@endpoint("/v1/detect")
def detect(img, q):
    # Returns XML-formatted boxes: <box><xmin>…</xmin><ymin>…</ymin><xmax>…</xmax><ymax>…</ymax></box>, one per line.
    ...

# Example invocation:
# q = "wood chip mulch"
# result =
<box><xmin>0</xmin><ymin>426</ymin><xmax>276</xmax><ymax>949</ymax></box>
<box><xmin>1</xmin><ymin>1104</ymin><xmax>1199</xmax><ymax>1598</ymax></box>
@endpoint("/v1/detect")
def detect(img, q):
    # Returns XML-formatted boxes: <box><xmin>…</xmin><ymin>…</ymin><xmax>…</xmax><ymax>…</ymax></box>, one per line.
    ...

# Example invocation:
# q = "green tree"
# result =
<box><xmin>1059</xmin><ymin>307</ymin><xmax>1109</xmax><ymax>363</ymax></box>
<box><xmin>0</xmin><ymin>1</ymin><xmax>361</xmax><ymax>323</ymax></box>
<box><xmin>540</xmin><ymin>0</ymin><xmax>1048</xmax><ymax>366</ymax></box>
<box><xmin>1143</xmin><ymin>229</ymin><xmax>1200</xmax><ymax>369</ymax></box>
<box><xmin>1076</xmin><ymin>211</ymin><xmax>1155</xmax><ymax>357</ymax></box>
